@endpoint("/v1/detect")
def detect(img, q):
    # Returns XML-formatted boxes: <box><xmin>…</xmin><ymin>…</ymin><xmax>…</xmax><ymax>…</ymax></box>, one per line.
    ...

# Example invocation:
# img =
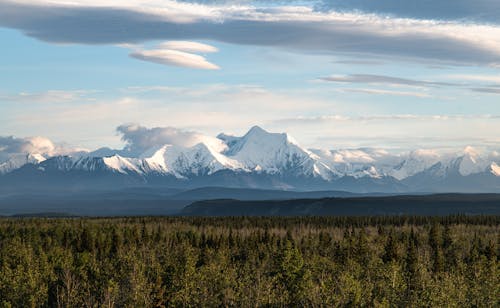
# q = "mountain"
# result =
<box><xmin>387</xmin><ymin>149</ymin><xmax>441</xmax><ymax>180</ymax></box>
<box><xmin>0</xmin><ymin>186</ymin><xmax>382</xmax><ymax>216</ymax></box>
<box><xmin>1</xmin><ymin>126</ymin><xmax>500</xmax><ymax>193</ymax></box>
<box><xmin>219</xmin><ymin>126</ymin><xmax>334</xmax><ymax>180</ymax></box>
<box><xmin>181</xmin><ymin>194</ymin><xmax>500</xmax><ymax>216</ymax></box>
<box><xmin>398</xmin><ymin>147</ymin><xmax>500</xmax><ymax>192</ymax></box>
<box><xmin>0</xmin><ymin>153</ymin><xmax>46</xmax><ymax>174</ymax></box>
<box><xmin>145</xmin><ymin>143</ymin><xmax>244</xmax><ymax>178</ymax></box>
<box><xmin>169</xmin><ymin>186</ymin><xmax>364</xmax><ymax>201</ymax></box>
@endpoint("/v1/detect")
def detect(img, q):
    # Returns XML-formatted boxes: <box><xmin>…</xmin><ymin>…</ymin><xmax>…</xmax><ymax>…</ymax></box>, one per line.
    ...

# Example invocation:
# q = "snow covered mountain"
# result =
<box><xmin>219</xmin><ymin>126</ymin><xmax>334</xmax><ymax>179</ymax></box>
<box><xmin>1</xmin><ymin>126</ymin><xmax>500</xmax><ymax>193</ymax></box>
<box><xmin>0</xmin><ymin>153</ymin><xmax>46</xmax><ymax>174</ymax></box>
<box><xmin>142</xmin><ymin>143</ymin><xmax>244</xmax><ymax>178</ymax></box>
<box><xmin>387</xmin><ymin>149</ymin><xmax>441</xmax><ymax>180</ymax></box>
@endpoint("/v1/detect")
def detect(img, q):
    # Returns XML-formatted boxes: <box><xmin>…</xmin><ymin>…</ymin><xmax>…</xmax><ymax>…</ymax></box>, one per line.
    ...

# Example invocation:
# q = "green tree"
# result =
<box><xmin>276</xmin><ymin>240</ymin><xmax>312</xmax><ymax>306</ymax></box>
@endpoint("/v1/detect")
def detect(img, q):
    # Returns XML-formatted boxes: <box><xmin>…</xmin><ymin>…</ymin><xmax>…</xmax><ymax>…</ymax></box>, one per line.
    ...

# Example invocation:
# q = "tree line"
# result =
<box><xmin>0</xmin><ymin>216</ymin><xmax>498</xmax><ymax>307</ymax></box>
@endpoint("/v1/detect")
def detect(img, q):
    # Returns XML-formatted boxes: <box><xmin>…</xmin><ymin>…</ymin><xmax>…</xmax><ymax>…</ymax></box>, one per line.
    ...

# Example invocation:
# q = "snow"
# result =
<box><xmin>1</xmin><ymin>128</ymin><xmax>499</xmax><ymax>183</ymax></box>
<box><xmin>103</xmin><ymin>155</ymin><xmax>143</xmax><ymax>174</ymax></box>
<box><xmin>490</xmin><ymin>162</ymin><xmax>500</xmax><ymax>176</ymax></box>
<box><xmin>351</xmin><ymin>166</ymin><xmax>382</xmax><ymax>179</ymax></box>
<box><xmin>457</xmin><ymin>147</ymin><xmax>488</xmax><ymax>176</ymax></box>
<box><xmin>0</xmin><ymin>153</ymin><xmax>46</xmax><ymax>174</ymax></box>
<box><xmin>216</xmin><ymin>133</ymin><xmax>241</xmax><ymax>148</ymax></box>
<box><xmin>140</xmin><ymin>142</ymin><xmax>245</xmax><ymax>178</ymax></box>
<box><xmin>142</xmin><ymin>145</ymin><xmax>170</xmax><ymax>173</ymax></box>
<box><xmin>388</xmin><ymin>149</ymin><xmax>441</xmax><ymax>180</ymax></box>
<box><xmin>224</xmin><ymin>126</ymin><xmax>313</xmax><ymax>171</ymax></box>
<box><xmin>167</xmin><ymin>143</ymin><xmax>244</xmax><ymax>177</ymax></box>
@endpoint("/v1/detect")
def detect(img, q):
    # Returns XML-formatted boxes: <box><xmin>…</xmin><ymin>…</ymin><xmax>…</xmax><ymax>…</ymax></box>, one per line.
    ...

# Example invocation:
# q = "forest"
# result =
<box><xmin>0</xmin><ymin>216</ymin><xmax>498</xmax><ymax>307</ymax></box>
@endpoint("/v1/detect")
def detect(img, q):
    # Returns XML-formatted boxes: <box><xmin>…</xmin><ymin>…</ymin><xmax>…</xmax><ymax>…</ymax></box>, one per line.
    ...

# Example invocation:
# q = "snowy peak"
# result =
<box><xmin>37</xmin><ymin>155</ymin><xmax>142</xmax><ymax>175</ymax></box>
<box><xmin>224</xmin><ymin>126</ymin><xmax>298</xmax><ymax>155</ymax></box>
<box><xmin>102</xmin><ymin>155</ymin><xmax>143</xmax><ymax>174</ymax></box>
<box><xmin>220</xmin><ymin>126</ymin><xmax>328</xmax><ymax>177</ymax></box>
<box><xmin>0</xmin><ymin>153</ymin><xmax>46</xmax><ymax>174</ymax></box>
<box><xmin>140</xmin><ymin>142</ymin><xmax>244</xmax><ymax>178</ymax></box>
<box><xmin>25</xmin><ymin>155</ymin><xmax>145</xmax><ymax>176</ymax></box>
<box><xmin>389</xmin><ymin>149</ymin><xmax>441</xmax><ymax>180</ymax></box>
<box><xmin>142</xmin><ymin>145</ymin><xmax>170</xmax><ymax>173</ymax></box>
<box><xmin>245</xmin><ymin>125</ymin><xmax>300</xmax><ymax>146</ymax></box>
<box><xmin>353</xmin><ymin>166</ymin><xmax>382</xmax><ymax>179</ymax></box>
<box><xmin>404</xmin><ymin>146</ymin><xmax>494</xmax><ymax>183</ymax></box>
<box><xmin>246</xmin><ymin>125</ymin><xmax>268</xmax><ymax>136</ymax></box>
<box><xmin>38</xmin><ymin>156</ymin><xmax>75</xmax><ymax>172</ymax></box>
<box><xmin>463</xmin><ymin>146</ymin><xmax>481</xmax><ymax>157</ymax></box>
<box><xmin>2</xmin><ymin>127</ymin><xmax>500</xmax><ymax>192</ymax></box>
<box><xmin>216</xmin><ymin>133</ymin><xmax>240</xmax><ymax>149</ymax></box>
<box><xmin>489</xmin><ymin>162</ymin><xmax>500</xmax><ymax>176</ymax></box>
<box><xmin>454</xmin><ymin>147</ymin><xmax>488</xmax><ymax>176</ymax></box>
<box><xmin>169</xmin><ymin>142</ymin><xmax>243</xmax><ymax>177</ymax></box>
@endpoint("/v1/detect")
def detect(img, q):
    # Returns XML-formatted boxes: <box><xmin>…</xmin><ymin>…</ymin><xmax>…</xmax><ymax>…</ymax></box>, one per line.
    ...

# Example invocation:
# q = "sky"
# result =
<box><xmin>1</xmin><ymin>0</ymin><xmax>500</xmax><ymax>154</ymax></box>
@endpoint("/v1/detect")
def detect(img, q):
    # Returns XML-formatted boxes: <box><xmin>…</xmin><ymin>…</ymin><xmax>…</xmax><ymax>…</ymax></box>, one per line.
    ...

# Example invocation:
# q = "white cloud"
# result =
<box><xmin>0</xmin><ymin>90</ymin><xmax>93</xmax><ymax>103</ymax></box>
<box><xmin>270</xmin><ymin>113</ymin><xmax>500</xmax><ymax>150</ymax></box>
<box><xmin>272</xmin><ymin>114</ymin><xmax>500</xmax><ymax>125</ymax></box>
<box><xmin>0</xmin><ymin>135</ymin><xmax>84</xmax><ymax>163</ymax></box>
<box><xmin>2</xmin><ymin>1</ymin><xmax>500</xmax><ymax>65</ymax></box>
<box><xmin>116</xmin><ymin>123</ymin><xmax>226</xmax><ymax>155</ymax></box>
<box><xmin>9</xmin><ymin>84</ymin><xmax>335</xmax><ymax>150</ymax></box>
<box><xmin>158</xmin><ymin>41</ymin><xmax>218</xmax><ymax>53</ymax></box>
<box><xmin>4</xmin><ymin>122</ymin><xmax>500</xmax><ymax>165</ymax></box>
<box><xmin>7</xmin><ymin>82</ymin><xmax>500</xmax><ymax>151</ymax></box>
<box><xmin>130</xmin><ymin>49</ymin><xmax>219</xmax><ymax>69</ymax></box>
<box><xmin>127</xmin><ymin>41</ymin><xmax>220</xmax><ymax>69</ymax></box>
<box><xmin>446</xmin><ymin>74</ymin><xmax>500</xmax><ymax>84</ymax></box>
<box><xmin>0</xmin><ymin>136</ymin><xmax>54</xmax><ymax>156</ymax></box>
<box><xmin>320</xmin><ymin>73</ymin><xmax>500</xmax><ymax>96</ymax></box>
<box><xmin>337</xmin><ymin>88</ymin><xmax>431</xmax><ymax>98</ymax></box>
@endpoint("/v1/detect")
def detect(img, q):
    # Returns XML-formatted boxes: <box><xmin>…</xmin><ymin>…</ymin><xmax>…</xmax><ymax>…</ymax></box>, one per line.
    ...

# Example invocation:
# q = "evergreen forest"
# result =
<box><xmin>0</xmin><ymin>216</ymin><xmax>498</xmax><ymax>307</ymax></box>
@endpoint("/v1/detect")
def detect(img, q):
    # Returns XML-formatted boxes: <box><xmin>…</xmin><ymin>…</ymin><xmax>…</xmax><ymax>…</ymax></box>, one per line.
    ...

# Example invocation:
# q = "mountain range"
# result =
<box><xmin>1</xmin><ymin>126</ymin><xmax>500</xmax><ymax>193</ymax></box>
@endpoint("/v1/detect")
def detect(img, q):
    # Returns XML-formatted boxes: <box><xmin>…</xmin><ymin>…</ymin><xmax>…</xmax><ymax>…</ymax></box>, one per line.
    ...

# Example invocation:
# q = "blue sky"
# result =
<box><xmin>1</xmin><ymin>0</ymin><xmax>500</xmax><ymax>153</ymax></box>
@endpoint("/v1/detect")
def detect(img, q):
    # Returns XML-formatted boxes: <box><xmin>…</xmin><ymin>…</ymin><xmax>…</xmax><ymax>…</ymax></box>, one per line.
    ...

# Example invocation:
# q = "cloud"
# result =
<box><xmin>337</xmin><ymin>88</ymin><xmax>431</xmax><ymax>98</ymax></box>
<box><xmin>158</xmin><ymin>41</ymin><xmax>218</xmax><ymax>53</ymax></box>
<box><xmin>446</xmin><ymin>74</ymin><xmax>500</xmax><ymax>84</ymax></box>
<box><xmin>316</xmin><ymin>0</ymin><xmax>500</xmax><ymax>24</ymax></box>
<box><xmin>272</xmin><ymin>114</ymin><xmax>500</xmax><ymax>125</ymax></box>
<box><xmin>130</xmin><ymin>48</ymin><xmax>219</xmax><ymax>69</ymax></box>
<box><xmin>320</xmin><ymin>74</ymin><xmax>457</xmax><ymax>87</ymax></box>
<box><xmin>315</xmin><ymin>135</ymin><xmax>500</xmax><ymax>151</ymax></box>
<box><xmin>471</xmin><ymin>88</ymin><xmax>500</xmax><ymax>94</ymax></box>
<box><xmin>1</xmin><ymin>1</ymin><xmax>500</xmax><ymax>65</ymax></box>
<box><xmin>333</xmin><ymin>59</ymin><xmax>384</xmax><ymax>66</ymax></box>
<box><xmin>445</xmin><ymin>74</ymin><xmax>500</xmax><ymax>92</ymax></box>
<box><xmin>0</xmin><ymin>90</ymin><xmax>93</xmax><ymax>103</ymax></box>
<box><xmin>0</xmin><ymin>136</ymin><xmax>55</xmax><ymax>157</ymax></box>
<box><xmin>0</xmin><ymin>135</ymin><xmax>84</xmax><ymax>163</ymax></box>
<box><xmin>10</xmin><ymin>84</ymin><xmax>335</xmax><ymax>151</ymax></box>
<box><xmin>4</xmin><ymin>122</ymin><xmax>500</xmax><ymax>165</ymax></box>
<box><xmin>128</xmin><ymin>41</ymin><xmax>219</xmax><ymax>69</ymax></box>
<box><xmin>7</xmin><ymin>81</ymin><xmax>500</xmax><ymax>152</ymax></box>
<box><xmin>320</xmin><ymin>73</ymin><xmax>500</xmax><ymax>96</ymax></box>
<box><xmin>116</xmin><ymin>123</ymin><xmax>226</xmax><ymax>155</ymax></box>
<box><xmin>268</xmin><ymin>113</ymin><xmax>500</xmax><ymax>150</ymax></box>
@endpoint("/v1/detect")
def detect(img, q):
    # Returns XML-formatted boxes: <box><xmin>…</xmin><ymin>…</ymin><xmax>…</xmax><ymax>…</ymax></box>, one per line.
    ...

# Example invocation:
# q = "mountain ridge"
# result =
<box><xmin>1</xmin><ymin>126</ymin><xmax>499</xmax><ymax>193</ymax></box>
